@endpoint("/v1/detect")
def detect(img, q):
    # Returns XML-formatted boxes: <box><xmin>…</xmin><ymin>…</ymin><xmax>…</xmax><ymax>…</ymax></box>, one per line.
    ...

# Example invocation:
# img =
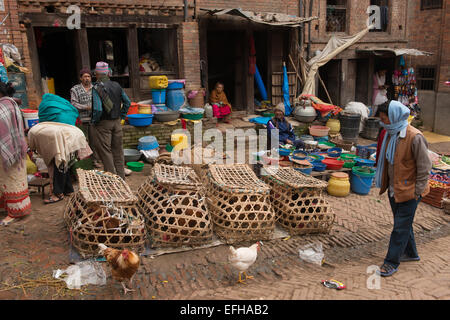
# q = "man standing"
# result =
<box><xmin>91</xmin><ymin>61</ymin><xmax>131</xmax><ymax>179</ymax></box>
<box><xmin>375</xmin><ymin>100</ymin><xmax>432</xmax><ymax>277</ymax></box>
<box><xmin>70</xmin><ymin>68</ymin><xmax>100</xmax><ymax>168</ymax></box>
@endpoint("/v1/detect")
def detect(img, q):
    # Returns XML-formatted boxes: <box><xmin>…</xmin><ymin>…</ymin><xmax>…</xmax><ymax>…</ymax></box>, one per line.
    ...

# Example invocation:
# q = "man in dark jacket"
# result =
<box><xmin>91</xmin><ymin>61</ymin><xmax>131</xmax><ymax>179</ymax></box>
<box><xmin>267</xmin><ymin>103</ymin><xmax>304</xmax><ymax>150</ymax></box>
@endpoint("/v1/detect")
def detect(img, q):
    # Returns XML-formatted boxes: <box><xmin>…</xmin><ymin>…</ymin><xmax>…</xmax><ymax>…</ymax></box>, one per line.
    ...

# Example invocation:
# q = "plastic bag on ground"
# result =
<box><xmin>53</xmin><ymin>260</ymin><xmax>106</xmax><ymax>289</ymax></box>
<box><xmin>299</xmin><ymin>242</ymin><xmax>324</xmax><ymax>266</ymax></box>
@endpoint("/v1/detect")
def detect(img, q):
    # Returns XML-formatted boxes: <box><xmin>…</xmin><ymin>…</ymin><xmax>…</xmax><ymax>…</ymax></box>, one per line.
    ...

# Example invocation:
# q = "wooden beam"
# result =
<box><xmin>25</xmin><ymin>25</ymin><xmax>43</xmax><ymax>99</ymax></box>
<box><xmin>76</xmin><ymin>28</ymin><xmax>90</xmax><ymax>70</ymax></box>
<box><xmin>127</xmin><ymin>25</ymin><xmax>140</xmax><ymax>101</ymax></box>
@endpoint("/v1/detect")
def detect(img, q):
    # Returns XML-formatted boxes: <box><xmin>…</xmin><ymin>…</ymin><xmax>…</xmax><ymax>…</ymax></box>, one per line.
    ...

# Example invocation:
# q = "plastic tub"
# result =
<box><xmin>138</xmin><ymin>104</ymin><xmax>152</xmax><ymax>114</ymax></box>
<box><xmin>318</xmin><ymin>141</ymin><xmax>336</xmax><ymax>150</ymax></box>
<box><xmin>292</xmin><ymin>150</ymin><xmax>308</xmax><ymax>160</ymax></box>
<box><xmin>351</xmin><ymin>166</ymin><xmax>376</xmax><ymax>195</ymax></box>
<box><xmin>309</xmin><ymin>125</ymin><xmax>330</xmax><ymax>137</ymax></box>
<box><xmin>295</xmin><ymin>166</ymin><xmax>313</xmax><ymax>175</ymax></box>
<box><xmin>138</xmin><ymin>136</ymin><xmax>159</xmax><ymax>150</ymax></box>
<box><xmin>149</xmin><ymin>75</ymin><xmax>168</xmax><ymax>89</ymax></box>
<box><xmin>124</xmin><ymin>149</ymin><xmax>141</xmax><ymax>163</ymax></box>
<box><xmin>322</xmin><ymin>158</ymin><xmax>345</xmax><ymax>170</ymax></box>
<box><xmin>167</xmin><ymin>80</ymin><xmax>185</xmax><ymax>89</ymax></box>
<box><xmin>340</xmin><ymin>154</ymin><xmax>359</xmax><ymax>161</ymax></box>
<box><xmin>313</xmin><ymin>162</ymin><xmax>327</xmax><ymax>172</ymax></box>
<box><xmin>21</xmin><ymin>109</ymin><xmax>39</xmax><ymax>129</ymax></box>
<box><xmin>181</xmin><ymin>113</ymin><xmax>203</xmax><ymax>120</ymax></box>
<box><xmin>151</xmin><ymin>89</ymin><xmax>166</xmax><ymax>104</ymax></box>
<box><xmin>328</xmin><ymin>172</ymin><xmax>350</xmax><ymax>197</ymax></box>
<box><xmin>355</xmin><ymin>158</ymin><xmax>376</xmax><ymax>167</ymax></box>
<box><xmin>308</xmin><ymin>154</ymin><xmax>325</xmax><ymax>162</ymax></box>
<box><xmin>166</xmin><ymin>88</ymin><xmax>186</xmax><ymax>111</ymax></box>
<box><xmin>339</xmin><ymin>158</ymin><xmax>356</xmax><ymax>168</ymax></box>
<box><xmin>278</xmin><ymin>148</ymin><xmax>292</xmax><ymax>157</ymax></box>
<box><xmin>127</xmin><ymin>114</ymin><xmax>154</xmax><ymax>127</ymax></box>
<box><xmin>153</xmin><ymin>111</ymin><xmax>180</xmax><ymax>122</ymax></box>
<box><xmin>127</xmin><ymin>162</ymin><xmax>144</xmax><ymax>172</ymax></box>
<box><xmin>327</xmin><ymin>147</ymin><xmax>343</xmax><ymax>158</ymax></box>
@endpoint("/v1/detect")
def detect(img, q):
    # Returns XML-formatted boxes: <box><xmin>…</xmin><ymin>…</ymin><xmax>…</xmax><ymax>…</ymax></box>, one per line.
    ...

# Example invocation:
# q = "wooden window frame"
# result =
<box><xmin>417</xmin><ymin>66</ymin><xmax>437</xmax><ymax>91</ymax></box>
<box><xmin>421</xmin><ymin>0</ymin><xmax>443</xmax><ymax>10</ymax></box>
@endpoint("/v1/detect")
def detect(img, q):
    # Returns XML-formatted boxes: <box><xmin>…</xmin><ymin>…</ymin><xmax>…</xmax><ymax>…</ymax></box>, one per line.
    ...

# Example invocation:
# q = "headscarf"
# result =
<box><xmin>79</xmin><ymin>67</ymin><xmax>91</xmax><ymax>77</ymax></box>
<box><xmin>375</xmin><ymin>100</ymin><xmax>410</xmax><ymax>188</ymax></box>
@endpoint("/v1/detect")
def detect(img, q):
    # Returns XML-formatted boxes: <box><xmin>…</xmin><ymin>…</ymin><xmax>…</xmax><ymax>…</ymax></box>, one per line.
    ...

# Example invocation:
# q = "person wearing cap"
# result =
<box><xmin>91</xmin><ymin>61</ymin><xmax>131</xmax><ymax>179</ymax></box>
<box><xmin>266</xmin><ymin>103</ymin><xmax>304</xmax><ymax>150</ymax></box>
<box><xmin>375</xmin><ymin>100</ymin><xmax>432</xmax><ymax>277</ymax></box>
<box><xmin>70</xmin><ymin>67</ymin><xmax>100</xmax><ymax>168</ymax></box>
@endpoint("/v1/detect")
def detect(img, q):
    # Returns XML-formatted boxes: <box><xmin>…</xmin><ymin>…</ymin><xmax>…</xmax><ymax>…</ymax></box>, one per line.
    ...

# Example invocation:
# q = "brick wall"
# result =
<box><xmin>408</xmin><ymin>0</ymin><xmax>449</xmax><ymax>93</ymax></box>
<box><xmin>178</xmin><ymin>22</ymin><xmax>202</xmax><ymax>92</ymax></box>
<box><xmin>306</xmin><ymin>0</ymin><xmax>409</xmax><ymax>55</ymax></box>
<box><xmin>122</xmin><ymin>117</ymin><xmax>217</xmax><ymax>149</ymax></box>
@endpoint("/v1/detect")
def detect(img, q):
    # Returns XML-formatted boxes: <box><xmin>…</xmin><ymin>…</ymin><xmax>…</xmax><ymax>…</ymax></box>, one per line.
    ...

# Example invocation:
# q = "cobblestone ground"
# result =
<box><xmin>0</xmin><ymin>166</ymin><xmax>449</xmax><ymax>300</ymax></box>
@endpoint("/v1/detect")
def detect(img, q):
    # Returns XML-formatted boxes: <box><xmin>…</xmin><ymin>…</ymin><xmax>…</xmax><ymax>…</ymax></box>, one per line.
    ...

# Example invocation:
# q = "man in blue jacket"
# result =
<box><xmin>91</xmin><ymin>61</ymin><xmax>131</xmax><ymax>179</ymax></box>
<box><xmin>267</xmin><ymin>103</ymin><xmax>304</xmax><ymax>150</ymax></box>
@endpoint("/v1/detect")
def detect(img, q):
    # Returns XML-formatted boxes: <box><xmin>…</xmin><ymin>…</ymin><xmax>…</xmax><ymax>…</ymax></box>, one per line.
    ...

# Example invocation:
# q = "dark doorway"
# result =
<box><xmin>34</xmin><ymin>27</ymin><xmax>78</xmax><ymax>100</ymax></box>
<box><xmin>207</xmin><ymin>30</ymin><xmax>245</xmax><ymax>110</ymax></box>
<box><xmin>374</xmin><ymin>57</ymin><xmax>396</xmax><ymax>101</ymax></box>
<box><xmin>254</xmin><ymin>31</ymin><xmax>269</xmax><ymax>102</ymax></box>
<box><xmin>318</xmin><ymin>59</ymin><xmax>341</xmax><ymax>105</ymax></box>
<box><xmin>356</xmin><ymin>58</ymin><xmax>370</xmax><ymax>104</ymax></box>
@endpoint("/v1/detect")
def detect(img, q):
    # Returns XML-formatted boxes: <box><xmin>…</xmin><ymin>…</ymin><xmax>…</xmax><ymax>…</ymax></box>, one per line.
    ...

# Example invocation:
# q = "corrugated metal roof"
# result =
<box><xmin>356</xmin><ymin>47</ymin><xmax>433</xmax><ymax>56</ymax></box>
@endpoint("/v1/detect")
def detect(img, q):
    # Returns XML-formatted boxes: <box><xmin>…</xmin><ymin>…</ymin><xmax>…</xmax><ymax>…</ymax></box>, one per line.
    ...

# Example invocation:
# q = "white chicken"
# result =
<box><xmin>228</xmin><ymin>241</ymin><xmax>262</xmax><ymax>284</ymax></box>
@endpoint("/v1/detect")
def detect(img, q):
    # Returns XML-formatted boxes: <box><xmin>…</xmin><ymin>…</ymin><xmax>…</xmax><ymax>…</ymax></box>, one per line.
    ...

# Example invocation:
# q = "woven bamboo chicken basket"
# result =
<box><xmin>137</xmin><ymin>163</ymin><xmax>213</xmax><ymax>247</ymax></box>
<box><xmin>64</xmin><ymin>169</ymin><xmax>146</xmax><ymax>257</ymax></box>
<box><xmin>205</xmin><ymin>164</ymin><xmax>275</xmax><ymax>244</ymax></box>
<box><xmin>261</xmin><ymin>166</ymin><xmax>335</xmax><ymax>235</ymax></box>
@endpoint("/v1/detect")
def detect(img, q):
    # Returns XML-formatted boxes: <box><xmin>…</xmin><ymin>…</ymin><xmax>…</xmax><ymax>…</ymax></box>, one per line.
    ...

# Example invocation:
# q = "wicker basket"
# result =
<box><xmin>261</xmin><ymin>166</ymin><xmax>335</xmax><ymax>235</ymax></box>
<box><xmin>206</xmin><ymin>164</ymin><xmax>275</xmax><ymax>244</ymax></box>
<box><xmin>137</xmin><ymin>164</ymin><xmax>213</xmax><ymax>247</ymax></box>
<box><xmin>330</xmin><ymin>138</ymin><xmax>354</xmax><ymax>152</ymax></box>
<box><xmin>64</xmin><ymin>192</ymin><xmax>146</xmax><ymax>258</ymax></box>
<box><xmin>422</xmin><ymin>185</ymin><xmax>449</xmax><ymax>208</ymax></box>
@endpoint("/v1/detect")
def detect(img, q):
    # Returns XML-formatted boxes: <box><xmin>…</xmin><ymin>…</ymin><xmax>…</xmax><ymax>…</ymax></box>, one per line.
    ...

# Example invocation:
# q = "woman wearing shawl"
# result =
<box><xmin>0</xmin><ymin>82</ymin><xmax>31</xmax><ymax>225</ymax></box>
<box><xmin>209</xmin><ymin>82</ymin><xmax>232</xmax><ymax>123</ymax></box>
<box><xmin>373</xmin><ymin>69</ymin><xmax>389</xmax><ymax>115</ymax></box>
<box><xmin>375</xmin><ymin>100</ymin><xmax>432</xmax><ymax>277</ymax></box>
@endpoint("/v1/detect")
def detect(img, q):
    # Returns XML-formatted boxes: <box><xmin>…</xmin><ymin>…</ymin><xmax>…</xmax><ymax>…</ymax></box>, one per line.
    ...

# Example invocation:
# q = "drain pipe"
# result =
<box><xmin>184</xmin><ymin>0</ymin><xmax>188</xmax><ymax>22</ymax></box>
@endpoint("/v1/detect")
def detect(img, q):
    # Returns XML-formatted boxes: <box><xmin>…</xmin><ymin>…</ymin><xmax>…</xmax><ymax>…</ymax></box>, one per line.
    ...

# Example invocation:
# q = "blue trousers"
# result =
<box><xmin>384</xmin><ymin>195</ymin><xmax>421</xmax><ymax>268</ymax></box>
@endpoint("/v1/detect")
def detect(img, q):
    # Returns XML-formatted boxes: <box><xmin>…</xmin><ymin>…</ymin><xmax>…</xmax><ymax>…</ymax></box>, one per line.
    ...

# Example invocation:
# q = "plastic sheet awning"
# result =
<box><xmin>202</xmin><ymin>8</ymin><xmax>318</xmax><ymax>27</ymax></box>
<box><xmin>355</xmin><ymin>47</ymin><xmax>433</xmax><ymax>56</ymax></box>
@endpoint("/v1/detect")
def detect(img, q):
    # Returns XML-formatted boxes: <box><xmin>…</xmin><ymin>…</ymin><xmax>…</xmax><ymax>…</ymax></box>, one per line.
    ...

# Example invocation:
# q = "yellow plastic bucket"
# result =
<box><xmin>327</xmin><ymin>172</ymin><xmax>350</xmax><ymax>197</ymax></box>
<box><xmin>149</xmin><ymin>76</ymin><xmax>169</xmax><ymax>89</ymax></box>
<box><xmin>171</xmin><ymin>133</ymin><xmax>188</xmax><ymax>151</ymax></box>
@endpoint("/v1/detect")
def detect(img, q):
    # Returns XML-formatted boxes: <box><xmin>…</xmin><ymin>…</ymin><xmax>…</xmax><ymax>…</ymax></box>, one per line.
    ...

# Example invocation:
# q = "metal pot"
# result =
<box><xmin>294</xmin><ymin>104</ymin><xmax>317</xmax><ymax>123</ymax></box>
<box><xmin>124</xmin><ymin>149</ymin><xmax>141</xmax><ymax>162</ymax></box>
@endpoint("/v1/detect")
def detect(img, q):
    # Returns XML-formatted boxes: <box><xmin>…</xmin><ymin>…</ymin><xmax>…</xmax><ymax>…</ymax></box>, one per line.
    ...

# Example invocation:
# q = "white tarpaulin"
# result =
<box><xmin>301</xmin><ymin>27</ymin><xmax>371</xmax><ymax>95</ymax></box>
<box><xmin>204</xmin><ymin>8</ymin><xmax>318</xmax><ymax>27</ymax></box>
<box><xmin>355</xmin><ymin>47</ymin><xmax>433</xmax><ymax>56</ymax></box>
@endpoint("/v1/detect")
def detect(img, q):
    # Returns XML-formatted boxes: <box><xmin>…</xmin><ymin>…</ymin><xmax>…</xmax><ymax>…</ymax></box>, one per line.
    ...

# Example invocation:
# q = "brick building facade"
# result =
<box><xmin>0</xmin><ymin>0</ymin><xmax>446</xmax><ymax>132</ymax></box>
<box><xmin>407</xmin><ymin>0</ymin><xmax>449</xmax><ymax>135</ymax></box>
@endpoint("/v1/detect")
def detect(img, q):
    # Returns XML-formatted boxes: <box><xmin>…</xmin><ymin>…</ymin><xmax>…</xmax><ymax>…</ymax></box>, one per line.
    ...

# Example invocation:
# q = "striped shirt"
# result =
<box><xmin>70</xmin><ymin>84</ymin><xmax>92</xmax><ymax>123</ymax></box>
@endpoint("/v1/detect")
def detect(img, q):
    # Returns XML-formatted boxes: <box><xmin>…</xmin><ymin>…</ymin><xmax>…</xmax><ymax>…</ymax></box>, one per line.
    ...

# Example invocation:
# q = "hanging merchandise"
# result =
<box><xmin>393</xmin><ymin>62</ymin><xmax>419</xmax><ymax>117</ymax></box>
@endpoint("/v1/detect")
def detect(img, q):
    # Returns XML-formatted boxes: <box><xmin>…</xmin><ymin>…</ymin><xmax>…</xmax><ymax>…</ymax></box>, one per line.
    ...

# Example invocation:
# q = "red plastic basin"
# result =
<box><xmin>322</xmin><ymin>158</ymin><xmax>345</xmax><ymax>170</ymax></box>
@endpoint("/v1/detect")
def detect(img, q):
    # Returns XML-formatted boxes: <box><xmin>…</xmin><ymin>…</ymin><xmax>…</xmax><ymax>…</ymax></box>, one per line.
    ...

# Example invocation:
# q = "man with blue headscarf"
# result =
<box><xmin>375</xmin><ymin>100</ymin><xmax>432</xmax><ymax>277</ymax></box>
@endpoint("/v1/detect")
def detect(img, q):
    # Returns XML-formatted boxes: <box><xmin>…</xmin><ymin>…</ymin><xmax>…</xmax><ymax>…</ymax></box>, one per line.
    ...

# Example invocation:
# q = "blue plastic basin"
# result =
<box><xmin>128</xmin><ymin>114</ymin><xmax>154</xmax><ymax>127</ymax></box>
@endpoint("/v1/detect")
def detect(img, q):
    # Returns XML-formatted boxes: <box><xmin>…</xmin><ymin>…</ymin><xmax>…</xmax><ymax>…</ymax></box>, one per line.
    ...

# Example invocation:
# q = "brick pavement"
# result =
<box><xmin>0</xmin><ymin>171</ymin><xmax>449</xmax><ymax>300</ymax></box>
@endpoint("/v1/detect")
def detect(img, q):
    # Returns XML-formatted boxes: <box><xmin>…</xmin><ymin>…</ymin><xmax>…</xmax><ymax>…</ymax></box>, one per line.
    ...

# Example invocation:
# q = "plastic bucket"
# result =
<box><xmin>339</xmin><ymin>112</ymin><xmax>361</xmax><ymax>142</ymax></box>
<box><xmin>151</xmin><ymin>89</ymin><xmax>166</xmax><ymax>104</ymax></box>
<box><xmin>166</xmin><ymin>88</ymin><xmax>186</xmax><ymax>111</ymax></box>
<box><xmin>21</xmin><ymin>109</ymin><xmax>39</xmax><ymax>129</ymax></box>
<box><xmin>351</xmin><ymin>166</ymin><xmax>376</xmax><ymax>195</ymax></box>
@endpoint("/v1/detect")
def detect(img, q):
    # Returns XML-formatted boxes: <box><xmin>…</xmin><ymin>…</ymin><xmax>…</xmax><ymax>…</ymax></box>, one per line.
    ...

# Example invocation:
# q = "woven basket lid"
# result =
<box><xmin>263</xmin><ymin>166</ymin><xmax>328</xmax><ymax>189</ymax></box>
<box><xmin>154</xmin><ymin>163</ymin><xmax>202</xmax><ymax>187</ymax></box>
<box><xmin>208</xmin><ymin>164</ymin><xmax>270</xmax><ymax>192</ymax></box>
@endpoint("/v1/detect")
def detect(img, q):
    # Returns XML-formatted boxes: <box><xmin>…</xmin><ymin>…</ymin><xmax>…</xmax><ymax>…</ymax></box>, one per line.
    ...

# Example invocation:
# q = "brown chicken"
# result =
<box><xmin>98</xmin><ymin>244</ymin><xmax>140</xmax><ymax>294</ymax></box>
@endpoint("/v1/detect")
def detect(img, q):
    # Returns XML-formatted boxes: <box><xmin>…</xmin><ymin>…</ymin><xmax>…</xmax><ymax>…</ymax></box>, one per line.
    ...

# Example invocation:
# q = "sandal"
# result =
<box><xmin>44</xmin><ymin>194</ymin><xmax>64</xmax><ymax>205</ymax></box>
<box><xmin>377</xmin><ymin>263</ymin><xmax>398</xmax><ymax>277</ymax></box>
<box><xmin>0</xmin><ymin>218</ymin><xmax>15</xmax><ymax>226</ymax></box>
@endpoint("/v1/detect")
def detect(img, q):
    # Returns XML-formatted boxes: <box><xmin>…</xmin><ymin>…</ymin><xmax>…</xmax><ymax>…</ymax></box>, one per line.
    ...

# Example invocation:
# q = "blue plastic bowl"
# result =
<box><xmin>138</xmin><ymin>135</ymin><xmax>159</xmax><ymax>150</ymax></box>
<box><xmin>128</xmin><ymin>114</ymin><xmax>154</xmax><ymax>127</ymax></box>
<box><xmin>313</xmin><ymin>162</ymin><xmax>327</xmax><ymax>172</ymax></box>
<box><xmin>278</xmin><ymin>148</ymin><xmax>292</xmax><ymax>157</ymax></box>
<box><xmin>292</xmin><ymin>150</ymin><xmax>308</xmax><ymax>160</ymax></box>
<box><xmin>308</xmin><ymin>154</ymin><xmax>325</xmax><ymax>162</ymax></box>
<box><xmin>356</xmin><ymin>158</ymin><xmax>376</xmax><ymax>167</ymax></box>
<box><xmin>295</xmin><ymin>167</ymin><xmax>313</xmax><ymax>175</ymax></box>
